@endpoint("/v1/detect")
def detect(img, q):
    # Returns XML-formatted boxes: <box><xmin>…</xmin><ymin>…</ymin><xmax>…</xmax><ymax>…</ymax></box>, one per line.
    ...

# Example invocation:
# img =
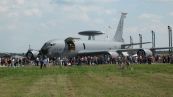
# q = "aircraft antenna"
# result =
<box><xmin>139</xmin><ymin>34</ymin><xmax>142</xmax><ymax>48</ymax></box>
<box><xmin>168</xmin><ymin>26</ymin><xmax>172</xmax><ymax>54</ymax></box>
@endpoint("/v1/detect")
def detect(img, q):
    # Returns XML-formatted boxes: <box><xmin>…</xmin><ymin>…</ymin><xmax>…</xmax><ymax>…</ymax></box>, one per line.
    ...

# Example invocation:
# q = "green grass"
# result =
<box><xmin>0</xmin><ymin>64</ymin><xmax>173</xmax><ymax>97</ymax></box>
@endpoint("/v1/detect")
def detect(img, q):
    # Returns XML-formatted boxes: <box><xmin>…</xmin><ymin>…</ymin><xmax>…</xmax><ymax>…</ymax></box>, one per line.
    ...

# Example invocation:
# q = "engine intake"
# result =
<box><xmin>137</xmin><ymin>49</ymin><xmax>152</xmax><ymax>57</ymax></box>
<box><xmin>108</xmin><ymin>51</ymin><xmax>119</xmax><ymax>58</ymax></box>
<box><xmin>26</xmin><ymin>50</ymin><xmax>39</xmax><ymax>60</ymax></box>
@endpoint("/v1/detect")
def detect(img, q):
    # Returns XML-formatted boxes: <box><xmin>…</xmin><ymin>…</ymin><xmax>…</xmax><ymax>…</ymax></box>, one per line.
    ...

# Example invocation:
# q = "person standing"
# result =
<box><xmin>36</xmin><ymin>57</ymin><xmax>39</xmax><ymax>66</ymax></box>
<box><xmin>43</xmin><ymin>57</ymin><xmax>49</xmax><ymax>67</ymax></box>
<box><xmin>0</xmin><ymin>57</ymin><xmax>1</xmax><ymax>66</ymax></box>
<box><xmin>40</xmin><ymin>57</ymin><xmax>44</xmax><ymax>69</ymax></box>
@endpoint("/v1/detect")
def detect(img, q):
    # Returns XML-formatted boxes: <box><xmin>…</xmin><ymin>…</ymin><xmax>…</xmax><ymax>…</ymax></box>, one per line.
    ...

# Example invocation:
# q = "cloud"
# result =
<box><xmin>51</xmin><ymin>0</ymin><xmax>116</xmax><ymax>23</ymax></box>
<box><xmin>24</xmin><ymin>8</ymin><xmax>42</xmax><ymax>16</ymax></box>
<box><xmin>56</xmin><ymin>5</ymin><xmax>89</xmax><ymax>22</ymax></box>
<box><xmin>136</xmin><ymin>14</ymin><xmax>165</xmax><ymax>33</ymax></box>
<box><xmin>146</xmin><ymin>0</ymin><xmax>173</xmax><ymax>3</ymax></box>
<box><xmin>15</xmin><ymin>0</ymin><xmax>25</xmax><ymax>5</ymax></box>
<box><xmin>0</xmin><ymin>5</ymin><xmax>8</xmax><ymax>13</ymax></box>
<box><xmin>51</xmin><ymin>0</ymin><xmax>118</xmax><ymax>5</ymax></box>
<box><xmin>170</xmin><ymin>12</ymin><xmax>173</xmax><ymax>16</ymax></box>
<box><xmin>8</xmin><ymin>12</ymin><xmax>19</xmax><ymax>17</ymax></box>
<box><xmin>139</xmin><ymin>13</ymin><xmax>161</xmax><ymax>19</ymax></box>
<box><xmin>155</xmin><ymin>0</ymin><xmax>173</xmax><ymax>2</ymax></box>
<box><xmin>139</xmin><ymin>13</ymin><xmax>162</xmax><ymax>22</ymax></box>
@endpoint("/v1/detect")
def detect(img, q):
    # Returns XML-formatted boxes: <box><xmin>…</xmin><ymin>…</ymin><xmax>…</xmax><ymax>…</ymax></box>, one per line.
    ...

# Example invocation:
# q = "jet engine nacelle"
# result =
<box><xmin>108</xmin><ymin>51</ymin><xmax>119</xmax><ymax>58</ymax></box>
<box><xmin>26</xmin><ymin>50</ymin><xmax>39</xmax><ymax>60</ymax></box>
<box><xmin>137</xmin><ymin>49</ymin><xmax>152</xmax><ymax>57</ymax></box>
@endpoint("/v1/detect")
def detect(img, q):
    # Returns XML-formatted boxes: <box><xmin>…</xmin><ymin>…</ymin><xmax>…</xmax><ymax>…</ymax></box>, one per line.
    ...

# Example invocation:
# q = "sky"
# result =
<box><xmin>0</xmin><ymin>0</ymin><xmax>173</xmax><ymax>53</ymax></box>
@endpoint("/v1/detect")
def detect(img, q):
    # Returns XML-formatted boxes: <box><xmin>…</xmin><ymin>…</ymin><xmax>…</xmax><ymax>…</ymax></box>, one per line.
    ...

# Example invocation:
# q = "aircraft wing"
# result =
<box><xmin>78</xmin><ymin>50</ymin><xmax>119</xmax><ymax>58</ymax></box>
<box><xmin>78</xmin><ymin>46</ymin><xmax>173</xmax><ymax>58</ymax></box>
<box><xmin>78</xmin><ymin>48</ymin><xmax>144</xmax><ymax>54</ymax></box>
<box><xmin>78</xmin><ymin>49</ymin><xmax>137</xmax><ymax>58</ymax></box>
<box><xmin>78</xmin><ymin>50</ymin><xmax>114</xmax><ymax>55</ymax></box>
<box><xmin>77</xmin><ymin>48</ymin><xmax>153</xmax><ymax>58</ymax></box>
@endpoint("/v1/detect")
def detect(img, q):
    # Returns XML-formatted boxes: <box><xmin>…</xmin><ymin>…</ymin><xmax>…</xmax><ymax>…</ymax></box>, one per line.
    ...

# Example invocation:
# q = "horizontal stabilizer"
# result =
<box><xmin>122</xmin><ymin>42</ymin><xmax>151</xmax><ymax>47</ymax></box>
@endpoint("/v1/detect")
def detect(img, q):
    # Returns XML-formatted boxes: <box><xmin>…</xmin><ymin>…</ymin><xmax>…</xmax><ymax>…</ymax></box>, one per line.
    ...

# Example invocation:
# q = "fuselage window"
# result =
<box><xmin>83</xmin><ymin>43</ymin><xmax>86</xmax><ymax>50</ymax></box>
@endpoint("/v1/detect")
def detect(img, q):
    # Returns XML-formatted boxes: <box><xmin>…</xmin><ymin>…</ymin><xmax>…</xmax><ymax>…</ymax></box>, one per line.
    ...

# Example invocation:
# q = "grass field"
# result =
<box><xmin>0</xmin><ymin>64</ymin><xmax>173</xmax><ymax>97</ymax></box>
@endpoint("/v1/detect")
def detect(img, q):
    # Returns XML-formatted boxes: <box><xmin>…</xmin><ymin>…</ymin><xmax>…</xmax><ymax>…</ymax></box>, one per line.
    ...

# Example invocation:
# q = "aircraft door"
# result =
<box><xmin>65</xmin><ymin>38</ymin><xmax>76</xmax><ymax>52</ymax></box>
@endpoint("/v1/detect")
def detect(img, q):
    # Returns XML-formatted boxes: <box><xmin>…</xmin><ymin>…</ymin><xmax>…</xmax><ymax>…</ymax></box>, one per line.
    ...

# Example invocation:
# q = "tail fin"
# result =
<box><xmin>113</xmin><ymin>13</ymin><xmax>127</xmax><ymax>42</ymax></box>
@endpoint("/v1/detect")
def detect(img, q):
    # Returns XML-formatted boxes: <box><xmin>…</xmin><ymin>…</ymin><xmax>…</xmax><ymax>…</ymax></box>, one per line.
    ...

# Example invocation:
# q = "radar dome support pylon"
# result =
<box><xmin>78</xmin><ymin>31</ymin><xmax>104</xmax><ymax>40</ymax></box>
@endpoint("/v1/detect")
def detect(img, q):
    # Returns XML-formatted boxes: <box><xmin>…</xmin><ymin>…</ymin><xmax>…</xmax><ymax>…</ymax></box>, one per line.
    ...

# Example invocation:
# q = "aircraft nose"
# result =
<box><xmin>39</xmin><ymin>42</ymin><xmax>51</xmax><ymax>55</ymax></box>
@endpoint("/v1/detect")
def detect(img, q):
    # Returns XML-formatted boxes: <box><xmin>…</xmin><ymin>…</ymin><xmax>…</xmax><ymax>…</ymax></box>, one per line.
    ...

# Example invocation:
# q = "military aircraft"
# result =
<box><xmin>26</xmin><ymin>13</ymin><xmax>153</xmax><ymax>59</ymax></box>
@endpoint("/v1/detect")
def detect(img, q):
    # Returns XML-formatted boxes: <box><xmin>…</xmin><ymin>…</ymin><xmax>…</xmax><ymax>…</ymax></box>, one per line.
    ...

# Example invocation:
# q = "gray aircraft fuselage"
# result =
<box><xmin>40</xmin><ymin>39</ymin><xmax>123</xmax><ymax>58</ymax></box>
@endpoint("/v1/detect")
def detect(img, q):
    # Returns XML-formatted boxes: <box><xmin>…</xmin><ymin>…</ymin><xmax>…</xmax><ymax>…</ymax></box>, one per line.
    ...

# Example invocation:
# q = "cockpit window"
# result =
<box><xmin>42</xmin><ymin>42</ymin><xmax>51</xmax><ymax>49</ymax></box>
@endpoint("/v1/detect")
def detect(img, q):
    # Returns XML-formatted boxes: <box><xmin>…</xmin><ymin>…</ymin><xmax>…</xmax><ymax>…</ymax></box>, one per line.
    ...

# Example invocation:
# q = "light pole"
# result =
<box><xmin>139</xmin><ymin>34</ymin><xmax>142</xmax><ymax>48</ymax></box>
<box><xmin>130</xmin><ymin>36</ymin><xmax>133</xmax><ymax>48</ymax></box>
<box><xmin>151</xmin><ymin>30</ymin><xmax>155</xmax><ymax>48</ymax></box>
<box><xmin>151</xmin><ymin>30</ymin><xmax>156</xmax><ymax>56</ymax></box>
<box><xmin>168</xmin><ymin>26</ymin><xmax>172</xmax><ymax>54</ymax></box>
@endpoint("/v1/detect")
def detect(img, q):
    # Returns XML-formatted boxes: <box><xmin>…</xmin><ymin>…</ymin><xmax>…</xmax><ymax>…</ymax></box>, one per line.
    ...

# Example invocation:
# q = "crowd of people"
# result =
<box><xmin>0</xmin><ymin>57</ymin><xmax>29</xmax><ymax>67</ymax></box>
<box><xmin>1</xmin><ymin>54</ymin><xmax>173</xmax><ymax>68</ymax></box>
<box><xmin>48</xmin><ymin>54</ymin><xmax>173</xmax><ymax>66</ymax></box>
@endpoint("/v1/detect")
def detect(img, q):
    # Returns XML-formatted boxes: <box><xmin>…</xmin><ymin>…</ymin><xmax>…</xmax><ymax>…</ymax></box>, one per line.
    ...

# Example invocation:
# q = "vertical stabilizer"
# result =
<box><xmin>113</xmin><ymin>13</ymin><xmax>127</xmax><ymax>42</ymax></box>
